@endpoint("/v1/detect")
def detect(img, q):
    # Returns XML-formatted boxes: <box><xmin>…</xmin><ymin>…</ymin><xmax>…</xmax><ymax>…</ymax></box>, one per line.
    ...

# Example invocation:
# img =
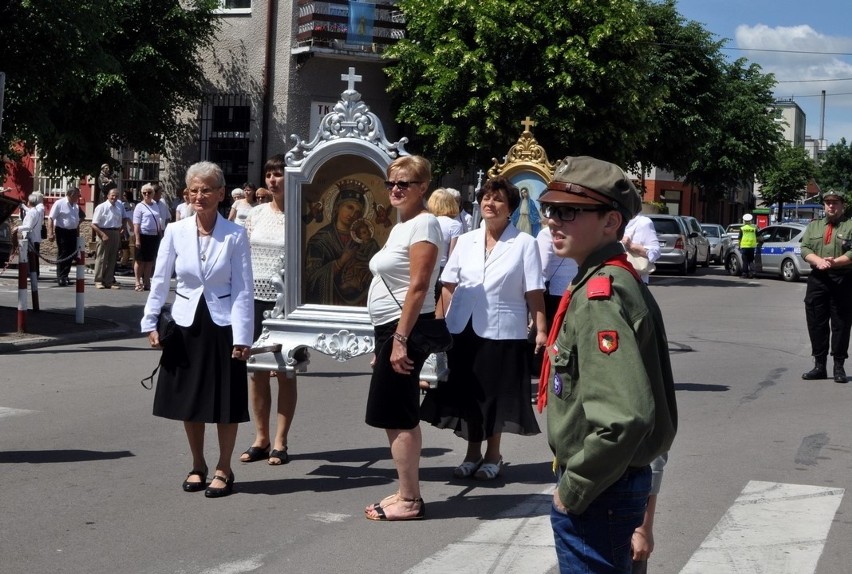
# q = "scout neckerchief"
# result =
<box><xmin>825</xmin><ymin>221</ymin><xmax>834</xmax><ymax>244</ymax></box>
<box><xmin>536</xmin><ymin>252</ymin><xmax>642</xmax><ymax>413</ymax></box>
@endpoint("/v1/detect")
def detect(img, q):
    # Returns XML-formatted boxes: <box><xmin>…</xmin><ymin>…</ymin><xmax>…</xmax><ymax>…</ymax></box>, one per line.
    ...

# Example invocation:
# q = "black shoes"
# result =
<box><xmin>802</xmin><ymin>359</ymin><xmax>828</xmax><ymax>380</ymax></box>
<box><xmin>182</xmin><ymin>468</ymin><xmax>208</xmax><ymax>492</ymax></box>
<box><xmin>204</xmin><ymin>471</ymin><xmax>235</xmax><ymax>498</ymax></box>
<box><xmin>834</xmin><ymin>363</ymin><xmax>847</xmax><ymax>383</ymax></box>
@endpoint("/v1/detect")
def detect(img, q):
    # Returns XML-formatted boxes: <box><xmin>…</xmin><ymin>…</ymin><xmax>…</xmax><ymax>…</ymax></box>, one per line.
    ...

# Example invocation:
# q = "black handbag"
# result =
<box><xmin>381</xmin><ymin>277</ymin><xmax>453</xmax><ymax>354</ymax></box>
<box><xmin>156</xmin><ymin>304</ymin><xmax>177</xmax><ymax>346</ymax></box>
<box><xmin>140</xmin><ymin>304</ymin><xmax>177</xmax><ymax>389</ymax></box>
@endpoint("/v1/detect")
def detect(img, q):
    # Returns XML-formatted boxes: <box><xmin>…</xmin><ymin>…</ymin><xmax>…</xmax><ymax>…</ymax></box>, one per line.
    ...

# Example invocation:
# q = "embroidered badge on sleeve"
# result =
<box><xmin>598</xmin><ymin>331</ymin><xmax>618</xmax><ymax>354</ymax></box>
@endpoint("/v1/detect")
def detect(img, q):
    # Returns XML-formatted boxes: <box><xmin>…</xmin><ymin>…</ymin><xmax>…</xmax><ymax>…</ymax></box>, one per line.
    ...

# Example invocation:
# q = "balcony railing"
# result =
<box><xmin>295</xmin><ymin>0</ymin><xmax>405</xmax><ymax>55</ymax></box>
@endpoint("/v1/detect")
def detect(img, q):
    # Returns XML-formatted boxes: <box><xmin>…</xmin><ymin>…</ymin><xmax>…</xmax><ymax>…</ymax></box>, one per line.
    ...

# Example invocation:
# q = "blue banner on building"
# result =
<box><xmin>347</xmin><ymin>2</ymin><xmax>375</xmax><ymax>46</ymax></box>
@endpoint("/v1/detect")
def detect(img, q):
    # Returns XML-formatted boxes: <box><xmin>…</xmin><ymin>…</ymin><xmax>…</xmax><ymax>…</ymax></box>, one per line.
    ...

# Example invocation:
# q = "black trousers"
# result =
<box><xmin>741</xmin><ymin>247</ymin><xmax>756</xmax><ymax>275</ymax></box>
<box><xmin>55</xmin><ymin>227</ymin><xmax>79</xmax><ymax>281</ymax></box>
<box><xmin>804</xmin><ymin>271</ymin><xmax>852</xmax><ymax>360</ymax></box>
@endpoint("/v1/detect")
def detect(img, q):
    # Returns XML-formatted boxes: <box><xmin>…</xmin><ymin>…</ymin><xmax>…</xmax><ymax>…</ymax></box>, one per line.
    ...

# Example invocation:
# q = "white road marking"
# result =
<box><xmin>405</xmin><ymin>488</ymin><xmax>556</xmax><ymax>574</ymax></box>
<box><xmin>0</xmin><ymin>406</ymin><xmax>35</xmax><ymax>419</ymax></box>
<box><xmin>307</xmin><ymin>511</ymin><xmax>350</xmax><ymax>523</ymax></box>
<box><xmin>680</xmin><ymin>480</ymin><xmax>844</xmax><ymax>574</ymax></box>
<box><xmin>199</xmin><ymin>557</ymin><xmax>264</xmax><ymax>574</ymax></box>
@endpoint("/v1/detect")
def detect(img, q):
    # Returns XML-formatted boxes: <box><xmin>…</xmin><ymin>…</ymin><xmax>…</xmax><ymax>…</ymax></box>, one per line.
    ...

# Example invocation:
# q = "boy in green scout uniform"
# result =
<box><xmin>800</xmin><ymin>190</ymin><xmax>852</xmax><ymax>383</ymax></box>
<box><xmin>537</xmin><ymin>156</ymin><xmax>677</xmax><ymax>573</ymax></box>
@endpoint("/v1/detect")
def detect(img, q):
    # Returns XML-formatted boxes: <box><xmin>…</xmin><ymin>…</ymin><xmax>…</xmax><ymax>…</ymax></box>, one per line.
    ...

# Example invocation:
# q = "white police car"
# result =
<box><xmin>726</xmin><ymin>223</ymin><xmax>812</xmax><ymax>281</ymax></box>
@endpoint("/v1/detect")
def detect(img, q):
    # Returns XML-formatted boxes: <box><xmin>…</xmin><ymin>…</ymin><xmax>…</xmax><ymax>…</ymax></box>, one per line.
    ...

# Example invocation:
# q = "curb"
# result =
<box><xmin>0</xmin><ymin>323</ymin><xmax>136</xmax><ymax>353</ymax></box>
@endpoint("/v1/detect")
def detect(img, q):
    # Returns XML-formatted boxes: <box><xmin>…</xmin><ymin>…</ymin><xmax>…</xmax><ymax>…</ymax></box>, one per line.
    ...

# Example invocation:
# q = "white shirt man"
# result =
<box><xmin>622</xmin><ymin>214</ymin><xmax>661</xmax><ymax>284</ymax></box>
<box><xmin>91</xmin><ymin>190</ymin><xmax>125</xmax><ymax>288</ymax></box>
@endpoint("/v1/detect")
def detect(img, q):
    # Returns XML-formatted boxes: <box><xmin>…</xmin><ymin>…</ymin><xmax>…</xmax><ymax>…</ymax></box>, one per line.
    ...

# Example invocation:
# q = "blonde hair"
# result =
<box><xmin>427</xmin><ymin>188</ymin><xmax>460</xmax><ymax>217</ymax></box>
<box><xmin>387</xmin><ymin>155</ymin><xmax>431</xmax><ymax>184</ymax></box>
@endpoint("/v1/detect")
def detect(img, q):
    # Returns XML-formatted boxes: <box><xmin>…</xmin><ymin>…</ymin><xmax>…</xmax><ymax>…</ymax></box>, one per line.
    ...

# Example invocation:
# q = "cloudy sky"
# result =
<box><xmin>675</xmin><ymin>0</ymin><xmax>852</xmax><ymax>145</ymax></box>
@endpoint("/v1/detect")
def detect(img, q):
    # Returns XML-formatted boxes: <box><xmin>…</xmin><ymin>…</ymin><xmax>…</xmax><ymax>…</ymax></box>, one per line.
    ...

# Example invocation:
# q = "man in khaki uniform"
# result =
<box><xmin>537</xmin><ymin>156</ymin><xmax>677</xmax><ymax>573</ymax></box>
<box><xmin>800</xmin><ymin>191</ymin><xmax>852</xmax><ymax>383</ymax></box>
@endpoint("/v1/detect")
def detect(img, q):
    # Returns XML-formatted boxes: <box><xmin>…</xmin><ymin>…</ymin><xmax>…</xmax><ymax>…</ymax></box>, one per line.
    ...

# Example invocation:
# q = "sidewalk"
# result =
<box><xmin>0</xmin><ymin>266</ymin><xmax>144</xmax><ymax>353</ymax></box>
<box><xmin>0</xmin><ymin>306</ymin><xmax>130</xmax><ymax>352</ymax></box>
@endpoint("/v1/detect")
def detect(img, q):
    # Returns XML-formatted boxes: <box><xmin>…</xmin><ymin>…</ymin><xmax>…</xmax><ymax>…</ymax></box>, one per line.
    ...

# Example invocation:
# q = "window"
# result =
<box><xmin>199</xmin><ymin>94</ymin><xmax>253</xmax><ymax>189</ymax></box>
<box><xmin>216</xmin><ymin>0</ymin><xmax>250</xmax><ymax>14</ymax></box>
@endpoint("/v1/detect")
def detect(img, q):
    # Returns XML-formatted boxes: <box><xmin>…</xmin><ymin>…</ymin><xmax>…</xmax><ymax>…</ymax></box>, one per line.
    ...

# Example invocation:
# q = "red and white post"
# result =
<box><xmin>17</xmin><ymin>230</ymin><xmax>29</xmax><ymax>333</ymax></box>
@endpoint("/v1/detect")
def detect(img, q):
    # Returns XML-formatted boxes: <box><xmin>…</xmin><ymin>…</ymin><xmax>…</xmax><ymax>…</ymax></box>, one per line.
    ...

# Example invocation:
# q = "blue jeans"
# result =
<box><xmin>551</xmin><ymin>466</ymin><xmax>651</xmax><ymax>573</ymax></box>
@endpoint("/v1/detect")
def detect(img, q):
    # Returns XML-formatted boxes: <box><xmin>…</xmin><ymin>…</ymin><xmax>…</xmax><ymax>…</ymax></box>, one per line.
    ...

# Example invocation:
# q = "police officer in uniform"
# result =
<box><xmin>738</xmin><ymin>213</ymin><xmax>758</xmax><ymax>278</ymax></box>
<box><xmin>800</xmin><ymin>190</ymin><xmax>852</xmax><ymax>383</ymax></box>
<box><xmin>537</xmin><ymin>156</ymin><xmax>678</xmax><ymax>572</ymax></box>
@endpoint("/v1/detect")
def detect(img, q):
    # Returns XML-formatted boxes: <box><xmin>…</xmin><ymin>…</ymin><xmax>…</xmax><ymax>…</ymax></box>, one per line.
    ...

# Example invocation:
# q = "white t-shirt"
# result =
<box><xmin>536</xmin><ymin>227</ymin><xmax>578</xmax><ymax>296</ymax></box>
<box><xmin>245</xmin><ymin>203</ymin><xmax>286</xmax><ymax>302</ymax></box>
<box><xmin>436</xmin><ymin>215</ymin><xmax>463</xmax><ymax>266</ymax></box>
<box><xmin>367</xmin><ymin>213</ymin><xmax>442</xmax><ymax>327</ymax></box>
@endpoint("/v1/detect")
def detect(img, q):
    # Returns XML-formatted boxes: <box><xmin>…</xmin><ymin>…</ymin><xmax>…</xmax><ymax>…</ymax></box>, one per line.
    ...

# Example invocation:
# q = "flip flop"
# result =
<box><xmin>239</xmin><ymin>444</ymin><xmax>270</xmax><ymax>463</ymax></box>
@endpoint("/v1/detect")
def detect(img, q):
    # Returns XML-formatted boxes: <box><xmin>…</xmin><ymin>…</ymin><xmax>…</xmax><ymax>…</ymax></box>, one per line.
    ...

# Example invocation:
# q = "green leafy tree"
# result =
<box><xmin>818</xmin><ymin>138</ymin><xmax>852</xmax><ymax>196</ymax></box>
<box><xmin>758</xmin><ymin>144</ymin><xmax>817</xmax><ymax>218</ymax></box>
<box><xmin>384</xmin><ymin>0</ymin><xmax>657</xmax><ymax>173</ymax></box>
<box><xmin>0</xmin><ymin>0</ymin><xmax>219</xmax><ymax>176</ymax></box>
<box><xmin>632</xmin><ymin>0</ymin><xmax>727</xmax><ymax>177</ymax></box>
<box><xmin>684</xmin><ymin>58</ymin><xmax>783</xmax><ymax>205</ymax></box>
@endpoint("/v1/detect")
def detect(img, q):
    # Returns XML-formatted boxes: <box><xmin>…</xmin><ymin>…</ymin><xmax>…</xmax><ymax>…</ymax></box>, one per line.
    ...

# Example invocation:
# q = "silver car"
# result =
<box><xmin>678</xmin><ymin>215</ymin><xmax>711</xmax><ymax>268</ymax></box>
<box><xmin>700</xmin><ymin>223</ymin><xmax>731</xmax><ymax>264</ymax></box>
<box><xmin>648</xmin><ymin>214</ymin><xmax>694</xmax><ymax>275</ymax></box>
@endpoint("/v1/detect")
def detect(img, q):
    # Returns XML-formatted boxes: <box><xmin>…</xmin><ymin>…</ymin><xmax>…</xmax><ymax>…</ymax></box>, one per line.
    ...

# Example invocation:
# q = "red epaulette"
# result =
<box><xmin>587</xmin><ymin>275</ymin><xmax>612</xmax><ymax>300</ymax></box>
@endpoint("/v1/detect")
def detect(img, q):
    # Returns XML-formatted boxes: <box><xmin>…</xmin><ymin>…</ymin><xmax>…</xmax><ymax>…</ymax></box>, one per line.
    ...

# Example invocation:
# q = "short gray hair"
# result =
<box><xmin>445</xmin><ymin>187</ymin><xmax>461</xmax><ymax>203</ymax></box>
<box><xmin>140</xmin><ymin>182</ymin><xmax>156</xmax><ymax>195</ymax></box>
<box><xmin>185</xmin><ymin>161</ymin><xmax>225</xmax><ymax>189</ymax></box>
<box><xmin>28</xmin><ymin>192</ymin><xmax>43</xmax><ymax>205</ymax></box>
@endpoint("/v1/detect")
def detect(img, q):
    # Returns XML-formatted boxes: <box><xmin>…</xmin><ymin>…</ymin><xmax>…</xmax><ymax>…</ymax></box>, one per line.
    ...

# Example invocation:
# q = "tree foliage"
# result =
<box><xmin>384</xmin><ymin>0</ymin><xmax>656</xmax><ymax>173</ymax></box>
<box><xmin>0</xmin><ymin>0</ymin><xmax>220</xmax><ymax>176</ymax></box>
<box><xmin>758</xmin><ymin>144</ymin><xmax>816</xmax><ymax>215</ymax></box>
<box><xmin>683</xmin><ymin>59</ymin><xmax>783</xmax><ymax>201</ymax></box>
<box><xmin>384</xmin><ymin>0</ymin><xmax>783</xmax><ymax>193</ymax></box>
<box><xmin>818</xmin><ymin>138</ymin><xmax>852</xmax><ymax>195</ymax></box>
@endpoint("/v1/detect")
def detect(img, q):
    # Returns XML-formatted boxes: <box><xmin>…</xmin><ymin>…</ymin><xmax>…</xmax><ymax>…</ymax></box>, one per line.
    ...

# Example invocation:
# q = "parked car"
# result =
<box><xmin>648</xmin><ymin>214</ymin><xmax>694</xmax><ymax>275</ymax></box>
<box><xmin>678</xmin><ymin>215</ymin><xmax>711</xmax><ymax>268</ymax></box>
<box><xmin>701</xmin><ymin>223</ymin><xmax>731</xmax><ymax>264</ymax></box>
<box><xmin>725</xmin><ymin>223</ymin><xmax>811</xmax><ymax>282</ymax></box>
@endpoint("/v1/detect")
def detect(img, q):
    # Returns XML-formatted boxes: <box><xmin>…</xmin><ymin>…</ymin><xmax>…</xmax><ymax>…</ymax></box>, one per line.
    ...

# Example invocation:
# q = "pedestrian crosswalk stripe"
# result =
<box><xmin>405</xmin><ymin>488</ymin><xmax>556</xmax><ymax>574</ymax></box>
<box><xmin>680</xmin><ymin>480</ymin><xmax>844</xmax><ymax>573</ymax></box>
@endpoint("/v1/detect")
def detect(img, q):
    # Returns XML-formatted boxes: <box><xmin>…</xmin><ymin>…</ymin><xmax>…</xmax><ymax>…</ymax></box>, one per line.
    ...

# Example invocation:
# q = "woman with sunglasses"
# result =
<box><xmin>420</xmin><ymin>176</ymin><xmax>546</xmax><ymax>481</ymax></box>
<box><xmin>363</xmin><ymin>155</ymin><xmax>441</xmax><ymax>521</ymax></box>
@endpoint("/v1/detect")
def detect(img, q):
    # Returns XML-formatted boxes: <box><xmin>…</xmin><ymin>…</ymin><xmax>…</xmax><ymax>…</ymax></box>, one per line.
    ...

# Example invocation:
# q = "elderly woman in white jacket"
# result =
<box><xmin>141</xmin><ymin>161</ymin><xmax>253</xmax><ymax>499</ymax></box>
<box><xmin>421</xmin><ymin>176</ymin><xmax>546</xmax><ymax>481</ymax></box>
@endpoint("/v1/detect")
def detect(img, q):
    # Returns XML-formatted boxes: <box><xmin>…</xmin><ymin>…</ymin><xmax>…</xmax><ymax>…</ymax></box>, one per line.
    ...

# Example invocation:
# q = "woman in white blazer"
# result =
<box><xmin>141</xmin><ymin>161</ymin><xmax>254</xmax><ymax>499</ymax></box>
<box><xmin>421</xmin><ymin>176</ymin><xmax>547</xmax><ymax>481</ymax></box>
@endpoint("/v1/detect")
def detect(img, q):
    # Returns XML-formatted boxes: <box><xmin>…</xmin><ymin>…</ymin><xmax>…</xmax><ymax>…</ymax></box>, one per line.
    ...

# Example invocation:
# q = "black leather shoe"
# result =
<box><xmin>834</xmin><ymin>364</ymin><xmax>847</xmax><ymax>383</ymax></box>
<box><xmin>204</xmin><ymin>471</ymin><xmax>235</xmax><ymax>498</ymax></box>
<box><xmin>802</xmin><ymin>363</ymin><xmax>827</xmax><ymax>380</ymax></box>
<box><xmin>182</xmin><ymin>468</ymin><xmax>208</xmax><ymax>492</ymax></box>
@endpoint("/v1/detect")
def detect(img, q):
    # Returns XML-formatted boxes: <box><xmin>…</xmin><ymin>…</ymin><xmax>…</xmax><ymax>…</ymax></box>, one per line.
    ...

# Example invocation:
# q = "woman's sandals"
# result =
<box><xmin>365</xmin><ymin>493</ymin><xmax>426</xmax><ymax>521</ymax></box>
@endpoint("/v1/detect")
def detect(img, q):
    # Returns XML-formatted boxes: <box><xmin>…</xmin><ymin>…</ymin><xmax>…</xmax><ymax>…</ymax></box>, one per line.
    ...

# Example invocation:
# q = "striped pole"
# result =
<box><xmin>17</xmin><ymin>231</ymin><xmax>29</xmax><ymax>333</ymax></box>
<box><xmin>75</xmin><ymin>236</ymin><xmax>85</xmax><ymax>324</ymax></box>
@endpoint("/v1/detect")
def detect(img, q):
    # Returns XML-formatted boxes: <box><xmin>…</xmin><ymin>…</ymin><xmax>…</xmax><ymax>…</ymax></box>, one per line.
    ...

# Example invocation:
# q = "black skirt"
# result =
<box><xmin>365</xmin><ymin>315</ymin><xmax>431</xmax><ymax>430</ymax></box>
<box><xmin>153</xmin><ymin>298</ymin><xmax>249</xmax><ymax>423</ymax></box>
<box><xmin>420</xmin><ymin>321</ymin><xmax>541</xmax><ymax>441</ymax></box>
<box><xmin>136</xmin><ymin>233</ymin><xmax>161</xmax><ymax>262</ymax></box>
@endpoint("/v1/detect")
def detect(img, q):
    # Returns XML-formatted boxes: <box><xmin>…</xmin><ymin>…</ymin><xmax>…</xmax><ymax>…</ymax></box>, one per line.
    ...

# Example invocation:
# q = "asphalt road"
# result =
<box><xmin>2</xmin><ymin>265</ymin><xmax>851</xmax><ymax>573</ymax></box>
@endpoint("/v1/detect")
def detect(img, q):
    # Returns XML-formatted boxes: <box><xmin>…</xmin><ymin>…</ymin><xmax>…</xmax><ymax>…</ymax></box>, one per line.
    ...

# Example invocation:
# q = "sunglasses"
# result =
<box><xmin>384</xmin><ymin>180</ymin><xmax>421</xmax><ymax>191</ymax></box>
<box><xmin>542</xmin><ymin>204</ymin><xmax>608</xmax><ymax>223</ymax></box>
